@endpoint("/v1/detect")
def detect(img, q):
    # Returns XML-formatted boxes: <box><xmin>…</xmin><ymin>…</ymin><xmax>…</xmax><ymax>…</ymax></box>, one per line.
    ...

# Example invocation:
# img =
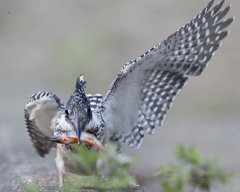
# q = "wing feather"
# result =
<box><xmin>101</xmin><ymin>0</ymin><xmax>233</xmax><ymax>148</ymax></box>
<box><xmin>24</xmin><ymin>92</ymin><xmax>65</xmax><ymax>157</ymax></box>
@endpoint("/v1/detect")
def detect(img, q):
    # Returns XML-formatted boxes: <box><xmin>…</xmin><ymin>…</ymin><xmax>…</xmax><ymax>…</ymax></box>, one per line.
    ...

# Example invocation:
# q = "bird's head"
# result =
<box><xmin>65</xmin><ymin>75</ymin><xmax>92</xmax><ymax>144</ymax></box>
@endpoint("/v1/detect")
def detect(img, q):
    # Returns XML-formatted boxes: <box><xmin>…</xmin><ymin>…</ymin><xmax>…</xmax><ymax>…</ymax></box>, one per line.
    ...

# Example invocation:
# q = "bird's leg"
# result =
<box><xmin>59</xmin><ymin>170</ymin><xmax>64</xmax><ymax>189</ymax></box>
<box><xmin>96</xmin><ymin>159</ymin><xmax>108</xmax><ymax>181</ymax></box>
<box><xmin>56</xmin><ymin>145</ymin><xmax>66</xmax><ymax>189</ymax></box>
<box><xmin>116</xmin><ymin>141</ymin><xmax>122</xmax><ymax>154</ymax></box>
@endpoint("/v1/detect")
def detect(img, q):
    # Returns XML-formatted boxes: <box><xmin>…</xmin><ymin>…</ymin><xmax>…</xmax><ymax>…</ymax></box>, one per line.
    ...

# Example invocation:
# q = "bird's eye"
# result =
<box><xmin>87</xmin><ymin>108</ymin><xmax>91</xmax><ymax>114</ymax></box>
<box><xmin>65</xmin><ymin>110</ymin><xmax>69</xmax><ymax>115</ymax></box>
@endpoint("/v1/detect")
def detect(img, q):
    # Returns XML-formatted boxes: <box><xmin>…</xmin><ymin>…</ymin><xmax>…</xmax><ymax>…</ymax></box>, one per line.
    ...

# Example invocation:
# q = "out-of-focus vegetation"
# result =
<box><xmin>20</xmin><ymin>145</ymin><xmax>235</xmax><ymax>192</ymax></box>
<box><xmin>65</xmin><ymin>143</ymin><xmax>139</xmax><ymax>191</ymax></box>
<box><xmin>20</xmin><ymin>143</ymin><xmax>139</xmax><ymax>191</ymax></box>
<box><xmin>155</xmin><ymin>145</ymin><xmax>235</xmax><ymax>192</ymax></box>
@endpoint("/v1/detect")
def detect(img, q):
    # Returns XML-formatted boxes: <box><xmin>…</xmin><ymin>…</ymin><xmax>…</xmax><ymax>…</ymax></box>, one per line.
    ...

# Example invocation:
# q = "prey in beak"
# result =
<box><xmin>51</xmin><ymin>131</ymin><xmax>104</xmax><ymax>151</ymax></box>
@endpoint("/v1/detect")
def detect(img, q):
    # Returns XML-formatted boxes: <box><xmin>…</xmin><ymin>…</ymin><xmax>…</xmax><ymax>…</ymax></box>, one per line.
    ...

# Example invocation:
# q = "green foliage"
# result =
<box><xmin>20</xmin><ymin>143</ymin><xmax>138</xmax><ymax>192</ymax></box>
<box><xmin>71</xmin><ymin>143</ymin><xmax>100</xmax><ymax>175</ymax></box>
<box><xmin>155</xmin><ymin>145</ymin><xmax>234</xmax><ymax>192</ymax></box>
<box><xmin>65</xmin><ymin>143</ymin><xmax>139</xmax><ymax>191</ymax></box>
<box><xmin>19</xmin><ymin>180</ymin><xmax>39</xmax><ymax>192</ymax></box>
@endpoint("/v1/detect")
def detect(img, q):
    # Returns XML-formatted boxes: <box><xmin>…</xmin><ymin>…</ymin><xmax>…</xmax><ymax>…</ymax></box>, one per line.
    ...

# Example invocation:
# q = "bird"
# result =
<box><xmin>24</xmin><ymin>0</ymin><xmax>233</xmax><ymax>188</ymax></box>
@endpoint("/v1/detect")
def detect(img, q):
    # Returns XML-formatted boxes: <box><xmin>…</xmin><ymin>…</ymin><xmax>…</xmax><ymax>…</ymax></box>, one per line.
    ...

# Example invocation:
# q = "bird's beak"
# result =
<box><xmin>77</xmin><ymin>116</ymin><xmax>82</xmax><ymax>144</ymax></box>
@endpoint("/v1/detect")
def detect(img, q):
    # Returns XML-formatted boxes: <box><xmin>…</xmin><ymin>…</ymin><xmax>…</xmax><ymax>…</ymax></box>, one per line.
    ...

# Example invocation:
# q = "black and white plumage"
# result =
<box><xmin>100</xmin><ymin>0</ymin><xmax>233</xmax><ymax>148</ymax></box>
<box><xmin>24</xmin><ymin>0</ymin><xmax>233</xmax><ymax>187</ymax></box>
<box><xmin>24</xmin><ymin>92</ymin><xmax>64</xmax><ymax>157</ymax></box>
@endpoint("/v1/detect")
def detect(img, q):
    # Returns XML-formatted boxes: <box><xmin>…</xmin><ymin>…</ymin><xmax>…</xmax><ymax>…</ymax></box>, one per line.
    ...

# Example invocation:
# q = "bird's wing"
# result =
<box><xmin>86</xmin><ymin>94</ymin><xmax>103</xmax><ymax>111</ymax></box>
<box><xmin>101</xmin><ymin>0</ymin><xmax>233</xmax><ymax>148</ymax></box>
<box><xmin>24</xmin><ymin>92</ymin><xmax>65</xmax><ymax>157</ymax></box>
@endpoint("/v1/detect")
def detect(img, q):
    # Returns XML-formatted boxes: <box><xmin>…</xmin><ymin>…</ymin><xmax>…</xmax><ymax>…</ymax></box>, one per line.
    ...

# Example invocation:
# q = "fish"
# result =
<box><xmin>51</xmin><ymin>131</ymin><xmax>104</xmax><ymax>151</ymax></box>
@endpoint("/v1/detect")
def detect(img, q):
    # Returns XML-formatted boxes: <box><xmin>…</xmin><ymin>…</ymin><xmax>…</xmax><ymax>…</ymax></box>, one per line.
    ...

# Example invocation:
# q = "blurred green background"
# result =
<box><xmin>0</xmin><ymin>0</ymin><xmax>239</xmax><ymax>191</ymax></box>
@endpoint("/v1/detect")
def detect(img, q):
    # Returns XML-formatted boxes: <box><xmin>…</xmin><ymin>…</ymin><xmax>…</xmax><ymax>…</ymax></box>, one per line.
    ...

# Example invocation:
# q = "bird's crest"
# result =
<box><xmin>75</xmin><ymin>74</ymin><xmax>86</xmax><ymax>93</ymax></box>
<box><xmin>66</xmin><ymin>75</ymin><xmax>92</xmax><ymax>121</ymax></box>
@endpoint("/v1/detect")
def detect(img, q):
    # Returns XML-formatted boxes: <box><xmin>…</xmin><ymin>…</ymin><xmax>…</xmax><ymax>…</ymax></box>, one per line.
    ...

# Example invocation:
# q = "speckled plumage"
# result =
<box><xmin>24</xmin><ymin>0</ymin><xmax>233</xmax><ymax>188</ymax></box>
<box><xmin>24</xmin><ymin>76</ymin><xmax>104</xmax><ymax>157</ymax></box>
<box><xmin>100</xmin><ymin>0</ymin><xmax>233</xmax><ymax>149</ymax></box>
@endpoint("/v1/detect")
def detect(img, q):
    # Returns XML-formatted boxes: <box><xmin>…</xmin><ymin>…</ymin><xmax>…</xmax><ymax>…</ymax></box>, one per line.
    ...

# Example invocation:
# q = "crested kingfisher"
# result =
<box><xmin>24</xmin><ymin>0</ymin><xmax>233</xmax><ymax>188</ymax></box>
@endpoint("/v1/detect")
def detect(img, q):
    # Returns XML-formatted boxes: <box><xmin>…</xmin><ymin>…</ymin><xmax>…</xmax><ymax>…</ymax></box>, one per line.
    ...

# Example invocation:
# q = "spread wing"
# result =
<box><xmin>101</xmin><ymin>0</ymin><xmax>233</xmax><ymax>148</ymax></box>
<box><xmin>24</xmin><ymin>92</ymin><xmax>65</xmax><ymax>157</ymax></box>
